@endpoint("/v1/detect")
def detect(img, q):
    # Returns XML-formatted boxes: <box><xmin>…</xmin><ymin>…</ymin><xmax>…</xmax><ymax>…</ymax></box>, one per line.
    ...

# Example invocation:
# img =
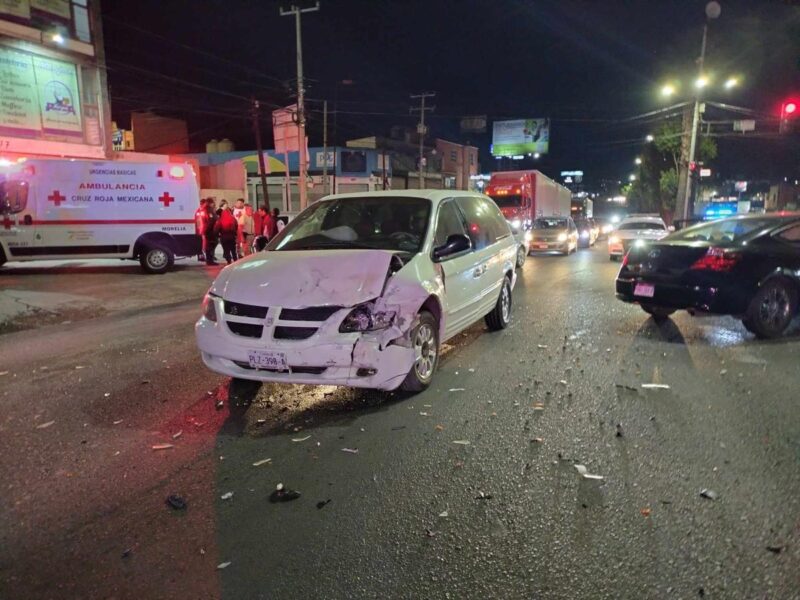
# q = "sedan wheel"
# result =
<box><xmin>743</xmin><ymin>280</ymin><xmax>798</xmax><ymax>339</ymax></box>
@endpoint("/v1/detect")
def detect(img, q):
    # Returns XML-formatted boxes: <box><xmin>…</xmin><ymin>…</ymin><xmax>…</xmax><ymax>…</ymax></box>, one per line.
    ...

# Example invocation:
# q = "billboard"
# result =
<box><xmin>491</xmin><ymin>118</ymin><xmax>549</xmax><ymax>156</ymax></box>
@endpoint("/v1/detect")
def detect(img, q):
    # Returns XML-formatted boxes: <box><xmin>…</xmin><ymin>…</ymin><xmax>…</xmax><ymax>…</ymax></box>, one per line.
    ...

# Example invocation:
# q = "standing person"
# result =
<box><xmin>214</xmin><ymin>204</ymin><xmax>239</xmax><ymax>264</ymax></box>
<box><xmin>253</xmin><ymin>205</ymin><xmax>266</xmax><ymax>243</ymax></box>
<box><xmin>272</xmin><ymin>207</ymin><xmax>285</xmax><ymax>235</ymax></box>
<box><xmin>194</xmin><ymin>198</ymin><xmax>208</xmax><ymax>262</ymax></box>
<box><xmin>232</xmin><ymin>199</ymin><xmax>245</xmax><ymax>258</ymax></box>
<box><xmin>239</xmin><ymin>203</ymin><xmax>255</xmax><ymax>256</ymax></box>
<box><xmin>262</xmin><ymin>206</ymin><xmax>276</xmax><ymax>241</ymax></box>
<box><xmin>203</xmin><ymin>198</ymin><xmax>219</xmax><ymax>265</ymax></box>
<box><xmin>216</xmin><ymin>199</ymin><xmax>227</xmax><ymax>218</ymax></box>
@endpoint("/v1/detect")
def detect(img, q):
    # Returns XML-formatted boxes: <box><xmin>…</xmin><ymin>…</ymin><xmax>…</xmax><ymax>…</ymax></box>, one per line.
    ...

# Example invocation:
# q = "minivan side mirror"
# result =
<box><xmin>433</xmin><ymin>233</ymin><xmax>471</xmax><ymax>261</ymax></box>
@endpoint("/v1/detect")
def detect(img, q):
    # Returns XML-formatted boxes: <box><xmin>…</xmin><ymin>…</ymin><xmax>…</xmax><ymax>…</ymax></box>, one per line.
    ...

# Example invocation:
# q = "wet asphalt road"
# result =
<box><xmin>1</xmin><ymin>246</ymin><xmax>799</xmax><ymax>599</ymax></box>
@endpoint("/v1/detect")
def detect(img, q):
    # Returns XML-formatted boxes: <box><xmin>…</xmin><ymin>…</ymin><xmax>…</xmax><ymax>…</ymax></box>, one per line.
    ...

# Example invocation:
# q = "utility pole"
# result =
<box><xmin>410</xmin><ymin>92</ymin><xmax>435</xmax><ymax>189</ymax></box>
<box><xmin>281</xmin><ymin>1</ymin><xmax>319</xmax><ymax>210</ymax></box>
<box><xmin>251</xmin><ymin>98</ymin><xmax>270</xmax><ymax>211</ymax></box>
<box><xmin>322</xmin><ymin>99</ymin><xmax>328</xmax><ymax>195</ymax></box>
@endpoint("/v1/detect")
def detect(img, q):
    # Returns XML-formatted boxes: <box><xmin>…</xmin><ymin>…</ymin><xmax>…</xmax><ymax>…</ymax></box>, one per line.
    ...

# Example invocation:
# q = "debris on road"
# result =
<box><xmin>252</xmin><ymin>458</ymin><xmax>272</xmax><ymax>467</ymax></box>
<box><xmin>165</xmin><ymin>494</ymin><xmax>187</xmax><ymax>510</ymax></box>
<box><xmin>559</xmin><ymin>380</ymin><xmax>568</xmax><ymax>386</ymax></box>
<box><xmin>615</xmin><ymin>424</ymin><xmax>624</xmax><ymax>438</ymax></box>
<box><xmin>452</xmin><ymin>440</ymin><xmax>470</xmax><ymax>445</ymax></box>
<box><xmin>36</xmin><ymin>420</ymin><xmax>55</xmax><ymax>429</ymax></box>
<box><xmin>766</xmin><ymin>545</ymin><xmax>784</xmax><ymax>554</ymax></box>
<box><xmin>112</xmin><ymin>419</ymin><xmax>124</xmax><ymax>425</ymax></box>
<box><xmin>574</xmin><ymin>464</ymin><xmax>604</xmax><ymax>481</ymax></box>
<box><xmin>419</xmin><ymin>412</ymin><xmax>430</xmax><ymax>416</ymax></box>
<box><xmin>220</xmin><ymin>492</ymin><xmax>234</xmax><ymax>501</ymax></box>
<box><xmin>435</xmin><ymin>425</ymin><xmax>444</xmax><ymax>431</ymax></box>
<box><xmin>438</xmin><ymin>510</ymin><xmax>449</xmax><ymax>518</ymax></box>
<box><xmin>699</xmin><ymin>488</ymin><xmax>718</xmax><ymax>500</ymax></box>
<box><xmin>537</xmin><ymin>344</ymin><xmax>548</xmax><ymax>349</ymax></box>
<box><xmin>641</xmin><ymin>383</ymin><xmax>671</xmax><ymax>390</ymax></box>
<box><xmin>292</xmin><ymin>435</ymin><xmax>311</xmax><ymax>442</ymax></box>
<box><xmin>152</xmin><ymin>443</ymin><xmax>174</xmax><ymax>451</ymax></box>
<box><xmin>316</xmin><ymin>499</ymin><xmax>331</xmax><ymax>509</ymax></box>
<box><xmin>216</xmin><ymin>561</ymin><xmax>232</xmax><ymax>570</ymax></box>
<box><xmin>75</xmin><ymin>365</ymin><xmax>86</xmax><ymax>370</ymax></box>
<box><xmin>341</xmin><ymin>447</ymin><xmax>359</xmax><ymax>454</ymax></box>
<box><xmin>532</xmin><ymin>403</ymin><xmax>545</xmax><ymax>410</ymax></box>
<box><xmin>269</xmin><ymin>483</ymin><xmax>301</xmax><ymax>503</ymax></box>
<box><xmin>720</xmin><ymin>369</ymin><xmax>728</xmax><ymax>375</ymax></box>
<box><xmin>172</xmin><ymin>430</ymin><xmax>183</xmax><ymax>440</ymax></box>
<box><xmin>448</xmin><ymin>388</ymin><xmax>465</xmax><ymax>392</ymax></box>
<box><xmin>121</xmin><ymin>548</ymin><xmax>132</xmax><ymax>559</ymax></box>
<box><xmin>103</xmin><ymin>392</ymin><xmax>110</xmax><ymax>398</ymax></box>
<box><xmin>215</xmin><ymin>399</ymin><xmax>224</xmax><ymax>410</ymax></box>
<box><xmin>640</xmin><ymin>507</ymin><xmax>652</xmax><ymax>517</ymax></box>
<box><xmin>391</xmin><ymin>426</ymin><xmax>406</xmax><ymax>431</ymax></box>
<box><xmin>425</xmin><ymin>528</ymin><xmax>437</xmax><ymax>538</ymax></box>
<box><xmin>531</xmin><ymin>437</ymin><xmax>544</xmax><ymax>444</ymax></box>
<box><xmin>468</xmin><ymin>368</ymin><xmax>475</xmax><ymax>373</ymax></box>
<box><xmin>475</xmin><ymin>491</ymin><xmax>493</xmax><ymax>500</ymax></box>
<box><xmin>0</xmin><ymin>371</ymin><xmax>8</xmax><ymax>376</ymax></box>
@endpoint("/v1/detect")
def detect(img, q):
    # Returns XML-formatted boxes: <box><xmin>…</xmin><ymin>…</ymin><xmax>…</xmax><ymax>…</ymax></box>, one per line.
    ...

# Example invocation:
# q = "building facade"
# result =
<box><xmin>0</xmin><ymin>0</ymin><xmax>112</xmax><ymax>160</ymax></box>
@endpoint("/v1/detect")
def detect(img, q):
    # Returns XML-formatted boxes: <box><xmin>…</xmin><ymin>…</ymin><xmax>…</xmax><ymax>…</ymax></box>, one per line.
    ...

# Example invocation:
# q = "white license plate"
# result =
<box><xmin>535</xmin><ymin>243</ymin><xmax>548</xmax><ymax>249</ymax></box>
<box><xmin>248</xmin><ymin>350</ymin><xmax>288</xmax><ymax>370</ymax></box>
<box><xmin>634</xmin><ymin>283</ymin><xmax>655</xmax><ymax>298</ymax></box>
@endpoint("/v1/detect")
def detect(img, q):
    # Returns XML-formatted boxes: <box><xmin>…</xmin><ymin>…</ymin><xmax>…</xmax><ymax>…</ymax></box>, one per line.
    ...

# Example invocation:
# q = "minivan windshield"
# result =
<box><xmin>269</xmin><ymin>196</ymin><xmax>431</xmax><ymax>253</ymax></box>
<box><xmin>533</xmin><ymin>218</ymin><xmax>568</xmax><ymax>229</ymax></box>
<box><xmin>488</xmin><ymin>194</ymin><xmax>523</xmax><ymax>208</ymax></box>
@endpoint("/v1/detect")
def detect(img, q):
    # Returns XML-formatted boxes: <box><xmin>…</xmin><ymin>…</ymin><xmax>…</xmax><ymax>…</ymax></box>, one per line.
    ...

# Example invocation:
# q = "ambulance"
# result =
<box><xmin>0</xmin><ymin>159</ymin><xmax>202</xmax><ymax>273</ymax></box>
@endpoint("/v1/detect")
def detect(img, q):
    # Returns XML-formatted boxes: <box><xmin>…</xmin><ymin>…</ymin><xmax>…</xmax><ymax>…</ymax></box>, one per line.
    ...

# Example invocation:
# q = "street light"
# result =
<box><xmin>628</xmin><ymin>174</ymin><xmax>636</xmax><ymax>182</ymax></box>
<box><xmin>661</xmin><ymin>84</ymin><xmax>676</xmax><ymax>98</ymax></box>
<box><xmin>724</xmin><ymin>77</ymin><xmax>738</xmax><ymax>89</ymax></box>
<box><xmin>694</xmin><ymin>75</ymin><xmax>709</xmax><ymax>89</ymax></box>
<box><xmin>645</xmin><ymin>134</ymin><xmax>655</xmax><ymax>142</ymax></box>
<box><xmin>533</xmin><ymin>152</ymin><xmax>540</xmax><ymax>159</ymax></box>
<box><xmin>635</xmin><ymin>157</ymin><xmax>642</xmax><ymax>165</ymax></box>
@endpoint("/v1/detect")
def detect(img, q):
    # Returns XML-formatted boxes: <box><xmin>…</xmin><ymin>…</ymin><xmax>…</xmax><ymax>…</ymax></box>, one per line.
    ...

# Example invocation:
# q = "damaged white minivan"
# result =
<box><xmin>196</xmin><ymin>191</ymin><xmax>517</xmax><ymax>392</ymax></box>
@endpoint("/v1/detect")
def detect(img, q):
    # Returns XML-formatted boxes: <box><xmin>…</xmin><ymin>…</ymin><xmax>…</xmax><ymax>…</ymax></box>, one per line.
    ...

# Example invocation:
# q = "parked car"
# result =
<box><xmin>608</xmin><ymin>214</ymin><xmax>669</xmax><ymax>260</ymax></box>
<box><xmin>575</xmin><ymin>217</ymin><xmax>598</xmax><ymax>247</ymax></box>
<box><xmin>615</xmin><ymin>213</ymin><xmax>800</xmax><ymax>338</ymax></box>
<box><xmin>528</xmin><ymin>216</ymin><xmax>578</xmax><ymax>255</ymax></box>
<box><xmin>196</xmin><ymin>191</ymin><xmax>518</xmax><ymax>392</ymax></box>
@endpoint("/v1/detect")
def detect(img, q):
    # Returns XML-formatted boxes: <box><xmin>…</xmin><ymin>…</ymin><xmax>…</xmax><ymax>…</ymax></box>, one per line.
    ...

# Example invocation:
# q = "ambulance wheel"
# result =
<box><xmin>140</xmin><ymin>245</ymin><xmax>174</xmax><ymax>274</ymax></box>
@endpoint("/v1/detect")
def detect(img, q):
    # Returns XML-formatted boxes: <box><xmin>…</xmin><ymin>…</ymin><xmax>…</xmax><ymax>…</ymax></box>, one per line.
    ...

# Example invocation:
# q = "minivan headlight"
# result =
<box><xmin>339</xmin><ymin>303</ymin><xmax>396</xmax><ymax>333</ymax></box>
<box><xmin>202</xmin><ymin>293</ymin><xmax>218</xmax><ymax>322</ymax></box>
<box><xmin>557</xmin><ymin>232</ymin><xmax>568</xmax><ymax>242</ymax></box>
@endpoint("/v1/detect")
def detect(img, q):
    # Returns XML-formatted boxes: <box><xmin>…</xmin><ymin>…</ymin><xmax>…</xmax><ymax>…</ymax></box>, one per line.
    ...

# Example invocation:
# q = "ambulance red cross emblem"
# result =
<box><xmin>48</xmin><ymin>190</ymin><xmax>66</xmax><ymax>206</ymax></box>
<box><xmin>159</xmin><ymin>192</ymin><xmax>174</xmax><ymax>207</ymax></box>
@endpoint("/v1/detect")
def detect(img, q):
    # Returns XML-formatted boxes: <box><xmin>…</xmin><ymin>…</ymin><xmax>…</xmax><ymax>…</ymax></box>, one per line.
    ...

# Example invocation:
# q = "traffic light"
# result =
<box><xmin>780</xmin><ymin>99</ymin><xmax>798</xmax><ymax>133</ymax></box>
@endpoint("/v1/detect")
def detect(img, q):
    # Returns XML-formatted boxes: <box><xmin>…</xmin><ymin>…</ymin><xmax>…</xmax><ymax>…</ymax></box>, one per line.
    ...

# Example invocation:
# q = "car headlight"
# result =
<box><xmin>580</xmin><ymin>230</ymin><xmax>589</xmax><ymax>239</ymax></box>
<box><xmin>609</xmin><ymin>236</ymin><xmax>621</xmax><ymax>245</ymax></box>
<box><xmin>339</xmin><ymin>302</ymin><xmax>396</xmax><ymax>333</ymax></box>
<box><xmin>201</xmin><ymin>293</ymin><xmax>218</xmax><ymax>322</ymax></box>
<box><xmin>634</xmin><ymin>239</ymin><xmax>646</xmax><ymax>248</ymax></box>
<box><xmin>602</xmin><ymin>225</ymin><xmax>613</xmax><ymax>234</ymax></box>
<box><xmin>509</xmin><ymin>218</ymin><xmax>522</xmax><ymax>230</ymax></box>
<box><xmin>557</xmin><ymin>233</ymin><xmax>568</xmax><ymax>242</ymax></box>
<box><xmin>524</xmin><ymin>231</ymin><xmax>533</xmax><ymax>242</ymax></box>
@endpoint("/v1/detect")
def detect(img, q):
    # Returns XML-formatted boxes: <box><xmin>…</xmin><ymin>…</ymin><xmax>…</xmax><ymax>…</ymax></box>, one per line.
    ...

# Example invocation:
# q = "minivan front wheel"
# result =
<box><xmin>485</xmin><ymin>277</ymin><xmax>512</xmax><ymax>331</ymax></box>
<box><xmin>399</xmin><ymin>311</ymin><xmax>439</xmax><ymax>393</ymax></box>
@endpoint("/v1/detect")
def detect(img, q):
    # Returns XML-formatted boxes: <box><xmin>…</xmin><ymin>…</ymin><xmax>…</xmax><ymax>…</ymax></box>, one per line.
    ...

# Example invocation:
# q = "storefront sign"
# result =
<box><xmin>0</xmin><ymin>47</ymin><xmax>40</xmax><ymax>133</ymax></box>
<box><xmin>33</xmin><ymin>55</ymin><xmax>82</xmax><ymax>134</ymax></box>
<box><xmin>31</xmin><ymin>0</ymin><xmax>69</xmax><ymax>19</ymax></box>
<box><xmin>0</xmin><ymin>0</ymin><xmax>30</xmax><ymax>19</ymax></box>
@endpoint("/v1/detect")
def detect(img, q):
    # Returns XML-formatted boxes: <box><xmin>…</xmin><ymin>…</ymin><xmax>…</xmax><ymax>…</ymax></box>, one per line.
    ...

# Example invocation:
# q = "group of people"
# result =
<box><xmin>194</xmin><ymin>198</ymin><xmax>285</xmax><ymax>265</ymax></box>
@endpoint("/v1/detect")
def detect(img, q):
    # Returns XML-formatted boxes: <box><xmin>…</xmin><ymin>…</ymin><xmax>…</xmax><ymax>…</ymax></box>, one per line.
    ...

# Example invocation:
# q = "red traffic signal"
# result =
<box><xmin>784</xmin><ymin>101</ymin><xmax>797</xmax><ymax>116</ymax></box>
<box><xmin>780</xmin><ymin>99</ymin><xmax>799</xmax><ymax>133</ymax></box>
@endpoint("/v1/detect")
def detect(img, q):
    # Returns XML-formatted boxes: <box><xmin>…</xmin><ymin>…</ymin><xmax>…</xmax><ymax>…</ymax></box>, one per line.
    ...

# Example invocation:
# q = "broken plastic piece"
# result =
<box><xmin>165</xmin><ymin>494</ymin><xmax>187</xmax><ymax>510</ymax></box>
<box><xmin>537</xmin><ymin>344</ymin><xmax>548</xmax><ymax>349</ymax></box>
<box><xmin>475</xmin><ymin>491</ymin><xmax>493</xmax><ymax>500</ymax></box>
<box><xmin>36</xmin><ymin>420</ymin><xmax>55</xmax><ymax>429</ymax></box>
<box><xmin>215</xmin><ymin>399</ymin><xmax>224</xmax><ymax>410</ymax></box>
<box><xmin>316</xmin><ymin>499</ymin><xmax>331</xmax><ymax>509</ymax></box>
<box><xmin>449</xmin><ymin>388</ymin><xmax>465</xmax><ymax>392</ymax></box>
<box><xmin>152</xmin><ymin>443</ymin><xmax>174</xmax><ymax>450</ymax></box>
<box><xmin>220</xmin><ymin>492</ymin><xmax>234</xmax><ymax>501</ymax></box>
<box><xmin>217</xmin><ymin>561</ymin><xmax>231</xmax><ymax>570</ymax></box>
<box><xmin>341</xmin><ymin>447</ymin><xmax>359</xmax><ymax>454</ymax></box>
<box><xmin>252</xmin><ymin>458</ymin><xmax>272</xmax><ymax>467</ymax></box>
<box><xmin>699</xmin><ymin>488</ymin><xmax>718</xmax><ymax>500</ymax></box>
<box><xmin>292</xmin><ymin>435</ymin><xmax>311</xmax><ymax>442</ymax></box>
<box><xmin>419</xmin><ymin>411</ymin><xmax>430</xmax><ymax>416</ymax></box>
<box><xmin>531</xmin><ymin>437</ymin><xmax>543</xmax><ymax>443</ymax></box>
<box><xmin>425</xmin><ymin>528</ymin><xmax>437</xmax><ymax>538</ymax></box>
<box><xmin>641</xmin><ymin>383</ymin><xmax>670</xmax><ymax>389</ymax></box>
<box><xmin>112</xmin><ymin>419</ymin><xmax>124</xmax><ymax>425</ymax></box>
<box><xmin>640</xmin><ymin>507</ymin><xmax>652</xmax><ymax>517</ymax></box>
<box><xmin>435</xmin><ymin>425</ymin><xmax>444</xmax><ymax>431</ymax></box>
<box><xmin>532</xmin><ymin>403</ymin><xmax>545</xmax><ymax>410</ymax></box>
<box><xmin>452</xmin><ymin>440</ymin><xmax>470</xmax><ymax>445</ymax></box>
<box><xmin>172</xmin><ymin>431</ymin><xmax>183</xmax><ymax>440</ymax></box>
<box><xmin>269</xmin><ymin>483</ymin><xmax>301</xmax><ymax>503</ymax></box>
<box><xmin>438</xmin><ymin>510</ymin><xmax>448</xmax><ymax>518</ymax></box>
<box><xmin>766</xmin><ymin>545</ymin><xmax>784</xmax><ymax>554</ymax></box>
<box><xmin>574</xmin><ymin>464</ymin><xmax>604</xmax><ymax>480</ymax></box>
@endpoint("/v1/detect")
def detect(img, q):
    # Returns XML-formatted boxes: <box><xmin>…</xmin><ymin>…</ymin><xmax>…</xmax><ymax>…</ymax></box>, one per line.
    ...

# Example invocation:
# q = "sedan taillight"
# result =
<box><xmin>690</xmin><ymin>247</ymin><xmax>740</xmax><ymax>272</ymax></box>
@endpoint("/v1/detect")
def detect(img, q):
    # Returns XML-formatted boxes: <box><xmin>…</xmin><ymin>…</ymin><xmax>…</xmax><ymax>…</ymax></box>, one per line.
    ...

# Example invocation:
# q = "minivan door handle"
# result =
<box><xmin>473</xmin><ymin>263</ymin><xmax>487</xmax><ymax>278</ymax></box>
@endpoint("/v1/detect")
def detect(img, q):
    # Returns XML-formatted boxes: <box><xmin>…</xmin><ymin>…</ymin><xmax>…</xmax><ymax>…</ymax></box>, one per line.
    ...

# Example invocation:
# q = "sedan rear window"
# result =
<box><xmin>668</xmin><ymin>218</ymin><xmax>776</xmax><ymax>243</ymax></box>
<box><xmin>533</xmin><ymin>218</ymin><xmax>567</xmax><ymax>229</ymax></box>
<box><xmin>617</xmin><ymin>221</ymin><xmax>665</xmax><ymax>231</ymax></box>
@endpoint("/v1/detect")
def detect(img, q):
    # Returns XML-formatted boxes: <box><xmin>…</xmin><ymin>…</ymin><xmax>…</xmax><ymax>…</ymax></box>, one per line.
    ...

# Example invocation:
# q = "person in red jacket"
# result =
<box><xmin>194</xmin><ymin>198</ymin><xmax>208</xmax><ymax>262</ymax></box>
<box><xmin>214</xmin><ymin>206</ymin><xmax>239</xmax><ymax>264</ymax></box>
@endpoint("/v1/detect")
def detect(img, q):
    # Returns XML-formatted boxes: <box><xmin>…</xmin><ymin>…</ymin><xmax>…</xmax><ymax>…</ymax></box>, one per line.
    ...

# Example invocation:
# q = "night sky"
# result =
<box><xmin>102</xmin><ymin>0</ymin><xmax>800</xmax><ymax>187</ymax></box>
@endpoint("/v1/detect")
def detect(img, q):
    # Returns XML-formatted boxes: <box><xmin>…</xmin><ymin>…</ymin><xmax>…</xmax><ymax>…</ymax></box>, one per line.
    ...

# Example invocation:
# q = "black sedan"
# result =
<box><xmin>616</xmin><ymin>214</ymin><xmax>800</xmax><ymax>338</ymax></box>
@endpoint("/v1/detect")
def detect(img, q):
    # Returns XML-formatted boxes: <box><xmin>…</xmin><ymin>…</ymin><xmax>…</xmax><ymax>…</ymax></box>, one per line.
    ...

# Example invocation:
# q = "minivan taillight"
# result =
<box><xmin>621</xmin><ymin>252</ymin><xmax>630</xmax><ymax>268</ymax></box>
<box><xmin>690</xmin><ymin>247</ymin><xmax>740</xmax><ymax>272</ymax></box>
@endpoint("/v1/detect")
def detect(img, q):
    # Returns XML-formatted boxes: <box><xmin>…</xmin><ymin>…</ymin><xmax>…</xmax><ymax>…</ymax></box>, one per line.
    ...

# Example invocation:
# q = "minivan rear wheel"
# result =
<box><xmin>485</xmin><ymin>277</ymin><xmax>512</xmax><ymax>331</ymax></box>
<box><xmin>399</xmin><ymin>311</ymin><xmax>439</xmax><ymax>393</ymax></box>
<box><xmin>516</xmin><ymin>245</ymin><xmax>526</xmax><ymax>268</ymax></box>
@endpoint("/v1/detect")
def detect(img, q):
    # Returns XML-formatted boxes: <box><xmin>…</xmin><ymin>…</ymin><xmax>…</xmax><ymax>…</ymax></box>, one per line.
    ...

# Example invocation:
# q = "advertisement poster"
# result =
<box><xmin>30</xmin><ymin>0</ymin><xmax>69</xmax><ymax>19</ymax></box>
<box><xmin>0</xmin><ymin>47</ymin><xmax>40</xmax><ymax>133</ymax></box>
<box><xmin>33</xmin><ymin>55</ymin><xmax>82</xmax><ymax>134</ymax></box>
<box><xmin>0</xmin><ymin>0</ymin><xmax>30</xmax><ymax>19</ymax></box>
<box><xmin>491</xmin><ymin>118</ymin><xmax>550</xmax><ymax>156</ymax></box>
